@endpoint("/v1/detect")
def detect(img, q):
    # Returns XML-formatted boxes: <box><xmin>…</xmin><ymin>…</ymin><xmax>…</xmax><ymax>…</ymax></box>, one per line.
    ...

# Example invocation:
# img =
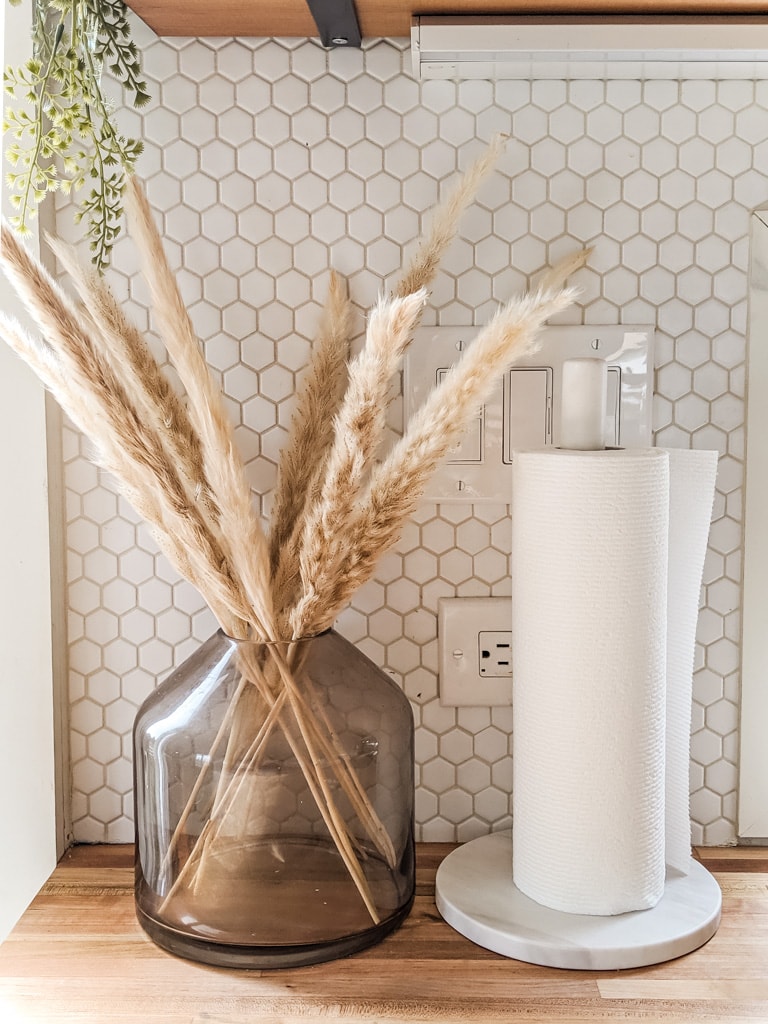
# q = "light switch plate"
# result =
<box><xmin>438</xmin><ymin>597</ymin><xmax>514</xmax><ymax>707</ymax></box>
<box><xmin>404</xmin><ymin>324</ymin><xmax>653</xmax><ymax>501</ymax></box>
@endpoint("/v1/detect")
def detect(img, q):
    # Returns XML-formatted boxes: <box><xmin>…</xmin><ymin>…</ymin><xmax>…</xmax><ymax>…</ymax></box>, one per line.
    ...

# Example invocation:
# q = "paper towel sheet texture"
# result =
<box><xmin>664</xmin><ymin>449</ymin><xmax>718</xmax><ymax>874</ymax></box>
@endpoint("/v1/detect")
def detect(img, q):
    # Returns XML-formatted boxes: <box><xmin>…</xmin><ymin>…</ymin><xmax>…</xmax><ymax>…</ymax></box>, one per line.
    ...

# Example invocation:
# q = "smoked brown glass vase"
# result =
<box><xmin>133</xmin><ymin>628</ymin><xmax>415</xmax><ymax>968</ymax></box>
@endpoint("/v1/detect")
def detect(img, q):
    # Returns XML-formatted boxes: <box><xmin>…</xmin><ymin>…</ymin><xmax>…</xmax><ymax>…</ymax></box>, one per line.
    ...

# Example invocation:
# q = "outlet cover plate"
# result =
<box><xmin>438</xmin><ymin>597</ymin><xmax>514</xmax><ymax>707</ymax></box>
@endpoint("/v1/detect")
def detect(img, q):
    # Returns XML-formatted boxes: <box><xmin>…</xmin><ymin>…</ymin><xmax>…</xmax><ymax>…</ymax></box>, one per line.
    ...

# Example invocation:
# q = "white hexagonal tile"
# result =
<box><xmin>71</xmin><ymin>760</ymin><xmax>104</xmax><ymax>800</ymax></box>
<box><xmin>87</xmin><ymin>727</ymin><xmax>122</xmax><ymax>765</ymax></box>
<box><xmin>415</xmin><ymin>788</ymin><xmax>438</xmax><ymax>825</ymax></box>
<box><xmin>565</xmin><ymin>79</ymin><xmax>602</xmax><ymax>112</ymax></box>
<box><xmin>690</xmin><ymin>786</ymin><xmax>722</xmax><ymax>826</ymax></box>
<box><xmin>89</xmin><ymin>786</ymin><xmax>124</xmax><ymax>826</ymax></box>
<box><xmin>711</xmin><ymin>393</ymin><xmax>743</xmax><ymax>433</ymax></box>
<box><xmin>640</xmin><ymin>200</ymin><xmax>676</xmax><ymax>241</ymax></box>
<box><xmin>440</xmin><ymin>728</ymin><xmax>474</xmax><ymax>764</ymax></box>
<box><xmin>475</xmin><ymin>786</ymin><xmax>510</xmax><ymax>822</ymax></box>
<box><xmin>381</xmin><ymin>576</ymin><xmax>418</xmax><ymax>615</ymax></box>
<box><xmin>68</xmin><ymin>513</ymin><xmax>101</xmax><ymax>555</ymax></box>
<box><xmin>706</xmin><ymin>636</ymin><xmax>740</xmax><ymax>676</ymax></box>
<box><xmin>657</xmin><ymin>362</ymin><xmax>693</xmax><ymax>402</ymax></box>
<box><xmin>702</xmin><ymin>817</ymin><xmax>735</xmax><ymax>845</ymax></box>
<box><xmin>105</xmin><ymin>756</ymin><xmax>134</xmax><ymax>794</ymax></box>
<box><xmin>708</xmin><ymin>516</ymin><xmax>741</xmax><ymax>557</ymax></box>
<box><xmin>690</xmin><ymin>729</ymin><xmax>722</xmax><ymax>768</ymax></box>
<box><xmin>705</xmin><ymin>698</ymin><xmax>738</xmax><ymax>737</ymax></box>
<box><xmin>421</xmin><ymin>756</ymin><xmax>456</xmax><ymax>794</ymax></box>
<box><xmin>368</xmin><ymin>607</ymin><xmax>403</xmax><ymax>646</ymax></box>
<box><xmin>162</xmin><ymin>137</ymin><xmax>199</xmax><ymax>179</ymax></box>
<box><xmin>439</xmin><ymin>787</ymin><xmax>473</xmax><ymax>821</ymax></box>
<box><xmin>390</xmin><ymin>546</ymin><xmax>435</xmax><ymax>585</ymax></box>
<box><xmin>71</xmin><ymin>698</ymin><xmax>104</xmax><ymax>737</ymax></box>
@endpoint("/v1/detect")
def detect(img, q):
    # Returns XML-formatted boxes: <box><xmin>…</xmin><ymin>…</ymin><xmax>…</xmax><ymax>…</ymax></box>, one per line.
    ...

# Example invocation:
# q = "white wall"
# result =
<box><xmin>740</xmin><ymin>208</ymin><xmax>768</xmax><ymax>839</ymax></box>
<box><xmin>0</xmin><ymin>0</ymin><xmax>59</xmax><ymax>942</ymax></box>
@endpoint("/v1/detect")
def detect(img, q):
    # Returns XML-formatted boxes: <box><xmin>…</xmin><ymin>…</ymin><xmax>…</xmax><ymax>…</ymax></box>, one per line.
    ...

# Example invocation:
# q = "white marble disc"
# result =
<box><xmin>435</xmin><ymin>829</ymin><xmax>722</xmax><ymax>971</ymax></box>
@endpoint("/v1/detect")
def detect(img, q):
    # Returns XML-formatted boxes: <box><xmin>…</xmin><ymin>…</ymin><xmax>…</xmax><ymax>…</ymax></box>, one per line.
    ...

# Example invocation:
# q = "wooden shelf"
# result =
<box><xmin>125</xmin><ymin>0</ymin><xmax>768</xmax><ymax>40</ymax></box>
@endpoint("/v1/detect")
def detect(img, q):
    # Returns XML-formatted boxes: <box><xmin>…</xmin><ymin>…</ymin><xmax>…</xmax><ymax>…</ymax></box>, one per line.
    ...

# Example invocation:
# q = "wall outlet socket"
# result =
<box><xmin>438</xmin><ymin>597</ymin><xmax>514</xmax><ymax>707</ymax></box>
<box><xmin>479</xmin><ymin>631</ymin><xmax>513</xmax><ymax>676</ymax></box>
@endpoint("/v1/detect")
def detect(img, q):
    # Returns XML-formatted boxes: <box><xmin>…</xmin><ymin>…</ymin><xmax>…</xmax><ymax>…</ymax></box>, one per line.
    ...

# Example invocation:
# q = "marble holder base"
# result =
<box><xmin>435</xmin><ymin>830</ymin><xmax>722</xmax><ymax>971</ymax></box>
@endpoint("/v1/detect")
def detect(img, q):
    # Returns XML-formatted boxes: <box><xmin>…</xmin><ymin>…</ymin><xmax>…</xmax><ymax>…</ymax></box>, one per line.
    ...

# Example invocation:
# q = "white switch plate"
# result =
<box><xmin>438</xmin><ymin>597</ymin><xmax>514</xmax><ymax>707</ymax></box>
<box><xmin>404</xmin><ymin>324</ymin><xmax>653</xmax><ymax>501</ymax></box>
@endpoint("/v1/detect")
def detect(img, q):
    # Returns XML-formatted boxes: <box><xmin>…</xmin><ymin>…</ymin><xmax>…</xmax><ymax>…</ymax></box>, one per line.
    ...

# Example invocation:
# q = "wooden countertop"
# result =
<box><xmin>1</xmin><ymin>844</ymin><xmax>767</xmax><ymax>1022</ymax></box>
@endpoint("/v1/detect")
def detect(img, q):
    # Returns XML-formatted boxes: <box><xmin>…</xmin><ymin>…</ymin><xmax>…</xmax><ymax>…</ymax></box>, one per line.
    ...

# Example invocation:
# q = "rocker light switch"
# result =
<box><xmin>438</xmin><ymin>368</ymin><xmax>483</xmax><ymax>463</ymax></box>
<box><xmin>503</xmin><ymin>366</ymin><xmax>552</xmax><ymax>463</ymax></box>
<box><xmin>606</xmin><ymin>366</ymin><xmax>621</xmax><ymax>446</ymax></box>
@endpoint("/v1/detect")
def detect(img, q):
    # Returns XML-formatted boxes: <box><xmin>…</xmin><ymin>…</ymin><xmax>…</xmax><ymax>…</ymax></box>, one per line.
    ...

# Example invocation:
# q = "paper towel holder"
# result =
<box><xmin>434</xmin><ymin>446</ymin><xmax>722</xmax><ymax>969</ymax></box>
<box><xmin>435</xmin><ymin>830</ymin><xmax>721</xmax><ymax>971</ymax></box>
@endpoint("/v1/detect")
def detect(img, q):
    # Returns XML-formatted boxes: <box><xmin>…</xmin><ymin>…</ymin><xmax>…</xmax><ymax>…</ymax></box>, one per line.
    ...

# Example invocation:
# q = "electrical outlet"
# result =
<box><xmin>438</xmin><ymin>597</ymin><xmax>514</xmax><ymax>707</ymax></box>
<box><xmin>479</xmin><ymin>631</ymin><xmax>513</xmax><ymax>676</ymax></box>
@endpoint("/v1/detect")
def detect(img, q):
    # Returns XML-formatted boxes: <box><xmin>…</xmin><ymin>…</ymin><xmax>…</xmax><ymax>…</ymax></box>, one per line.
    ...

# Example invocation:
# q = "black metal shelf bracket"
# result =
<box><xmin>304</xmin><ymin>0</ymin><xmax>362</xmax><ymax>48</ymax></box>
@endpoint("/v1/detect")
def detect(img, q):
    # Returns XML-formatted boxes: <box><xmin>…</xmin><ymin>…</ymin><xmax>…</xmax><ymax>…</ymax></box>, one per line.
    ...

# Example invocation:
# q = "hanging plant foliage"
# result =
<box><xmin>3</xmin><ymin>0</ymin><xmax>150</xmax><ymax>270</ymax></box>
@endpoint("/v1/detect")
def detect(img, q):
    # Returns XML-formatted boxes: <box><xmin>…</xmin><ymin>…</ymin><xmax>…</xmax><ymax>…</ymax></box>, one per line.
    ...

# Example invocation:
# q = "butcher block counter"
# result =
<box><xmin>1</xmin><ymin>844</ymin><xmax>767</xmax><ymax>1023</ymax></box>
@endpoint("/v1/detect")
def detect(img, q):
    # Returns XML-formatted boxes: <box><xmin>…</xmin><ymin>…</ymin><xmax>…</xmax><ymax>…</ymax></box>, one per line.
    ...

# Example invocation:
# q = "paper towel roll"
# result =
<box><xmin>664</xmin><ymin>449</ymin><xmax>718</xmax><ymax>874</ymax></box>
<box><xmin>511</xmin><ymin>447</ymin><xmax>669</xmax><ymax>916</ymax></box>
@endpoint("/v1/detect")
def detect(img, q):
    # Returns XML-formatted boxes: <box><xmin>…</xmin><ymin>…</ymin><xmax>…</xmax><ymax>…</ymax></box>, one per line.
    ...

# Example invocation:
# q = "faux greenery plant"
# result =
<box><xmin>3</xmin><ymin>0</ymin><xmax>149</xmax><ymax>270</ymax></box>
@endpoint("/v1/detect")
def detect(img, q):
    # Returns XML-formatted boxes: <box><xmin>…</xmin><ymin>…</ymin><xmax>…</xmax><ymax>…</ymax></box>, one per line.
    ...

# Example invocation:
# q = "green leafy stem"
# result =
<box><xmin>3</xmin><ymin>0</ymin><xmax>149</xmax><ymax>270</ymax></box>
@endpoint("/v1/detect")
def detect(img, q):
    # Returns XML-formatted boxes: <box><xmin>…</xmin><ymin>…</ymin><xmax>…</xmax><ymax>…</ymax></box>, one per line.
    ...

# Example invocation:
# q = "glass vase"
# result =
<box><xmin>133</xmin><ymin>628</ymin><xmax>415</xmax><ymax>968</ymax></box>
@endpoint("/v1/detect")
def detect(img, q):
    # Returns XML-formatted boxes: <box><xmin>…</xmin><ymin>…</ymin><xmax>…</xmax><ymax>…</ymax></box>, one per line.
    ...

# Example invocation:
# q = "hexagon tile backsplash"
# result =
<box><xmin>60</xmin><ymin>24</ymin><xmax>756</xmax><ymax>844</ymax></box>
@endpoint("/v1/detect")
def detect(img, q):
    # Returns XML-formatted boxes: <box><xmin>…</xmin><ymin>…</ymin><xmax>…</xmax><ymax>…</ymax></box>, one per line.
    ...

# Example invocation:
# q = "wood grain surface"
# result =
<box><xmin>0</xmin><ymin>844</ymin><xmax>766</xmax><ymax>1023</ymax></box>
<box><xmin>125</xmin><ymin>0</ymin><xmax>768</xmax><ymax>39</ymax></box>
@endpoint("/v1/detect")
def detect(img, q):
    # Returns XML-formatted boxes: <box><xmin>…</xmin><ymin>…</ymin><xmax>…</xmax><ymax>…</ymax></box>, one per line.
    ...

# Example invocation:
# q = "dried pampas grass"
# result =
<box><xmin>289</xmin><ymin>288</ymin><xmax>428</xmax><ymax>638</ymax></box>
<box><xmin>0</xmin><ymin>135</ymin><xmax>589</xmax><ymax>925</ymax></box>
<box><xmin>395</xmin><ymin>134</ymin><xmax>507</xmax><ymax>299</ymax></box>
<box><xmin>124</xmin><ymin>176</ymin><xmax>275</xmax><ymax>639</ymax></box>
<box><xmin>269</xmin><ymin>269</ymin><xmax>351</xmax><ymax>576</ymax></box>
<box><xmin>293</xmin><ymin>282</ymin><xmax>578</xmax><ymax>638</ymax></box>
<box><xmin>45</xmin><ymin>234</ymin><xmax>215</xmax><ymax>521</ymax></box>
<box><xmin>0</xmin><ymin>226</ymin><xmax>250</xmax><ymax>634</ymax></box>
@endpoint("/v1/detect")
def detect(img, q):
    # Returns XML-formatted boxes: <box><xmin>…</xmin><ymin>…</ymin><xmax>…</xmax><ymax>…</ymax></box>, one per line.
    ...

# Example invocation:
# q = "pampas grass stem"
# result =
<box><xmin>124</xmin><ymin>177</ymin><xmax>274</xmax><ymax>640</ymax></box>
<box><xmin>394</xmin><ymin>134</ymin><xmax>506</xmax><ymax>299</ymax></box>
<box><xmin>270</xmin><ymin>270</ymin><xmax>351</xmax><ymax>576</ymax></box>
<box><xmin>540</xmin><ymin>246</ymin><xmax>594</xmax><ymax>293</ymax></box>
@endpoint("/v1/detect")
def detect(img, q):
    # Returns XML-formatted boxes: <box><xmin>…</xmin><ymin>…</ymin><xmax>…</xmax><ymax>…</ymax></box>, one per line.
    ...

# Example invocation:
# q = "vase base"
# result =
<box><xmin>136</xmin><ymin>895</ymin><xmax>414</xmax><ymax>969</ymax></box>
<box><xmin>135</xmin><ymin>834</ymin><xmax>414</xmax><ymax>969</ymax></box>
